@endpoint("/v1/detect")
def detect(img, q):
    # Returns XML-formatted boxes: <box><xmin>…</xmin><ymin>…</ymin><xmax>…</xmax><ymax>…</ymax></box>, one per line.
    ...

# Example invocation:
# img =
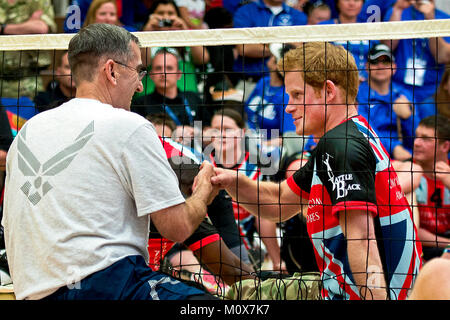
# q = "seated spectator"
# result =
<box><xmin>203</xmin><ymin>7</ymin><xmax>241</xmax><ymax>105</ymax></box>
<box><xmin>358</xmin><ymin>0</ymin><xmax>397</xmax><ymax>22</ymax></box>
<box><xmin>175</xmin><ymin>0</ymin><xmax>207</xmax><ymax>29</ymax></box>
<box><xmin>232</xmin><ymin>0</ymin><xmax>307</xmax><ymax>97</ymax></box>
<box><xmin>146</xmin><ymin>113</ymin><xmax>177</xmax><ymax>139</ymax></box>
<box><xmin>64</xmin><ymin>0</ymin><xmax>149</xmax><ymax>33</ymax></box>
<box><xmin>34</xmin><ymin>51</ymin><xmax>76</xmax><ymax>113</ymax></box>
<box><xmin>245</xmin><ymin>43</ymin><xmax>296</xmax><ymax>144</ymax></box>
<box><xmin>139</xmin><ymin>0</ymin><xmax>210</xmax><ymax>95</ymax></box>
<box><xmin>419</xmin><ymin>67</ymin><xmax>450</xmax><ymax>121</ymax></box>
<box><xmin>207</xmin><ymin>108</ymin><xmax>286</xmax><ymax>272</ymax></box>
<box><xmin>132</xmin><ymin>48</ymin><xmax>212</xmax><ymax>147</ymax></box>
<box><xmin>0</xmin><ymin>104</ymin><xmax>12</xmax><ymax>283</ymax></box>
<box><xmin>304</xmin><ymin>0</ymin><xmax>332</xmax><ymax>25</ymax></box>
<box><xmin>320</xmin><ymin>0</ymin><xmax>377</xmax><ymax>81</ymax></box>
<box><xmin>148</xmin><ymin>138</ymin><xmax>255</xmax><ymax>293</ymax></box>
<box><xmin>384</xmin><ymin>0</ymin><xmax>450</xmax><ymax>104</ymax></box>
<box><xmin>413</xmin><ymin>115</ymin><xmax>450</xmax><ymax>262</ymax></box>
<box><xmin>0</xmin><ymin>1</ymin><xmax>56</xmax><ymax>99</ymax></box>
<box><xmin>82</xmin><ymin>0</ymin><xmax>137</xmax><ymax>31</ymax></box>
<box><xmin>357</xmin><ymin>44</ymin><xmax>416</xmax><ymax>160</ymax></box>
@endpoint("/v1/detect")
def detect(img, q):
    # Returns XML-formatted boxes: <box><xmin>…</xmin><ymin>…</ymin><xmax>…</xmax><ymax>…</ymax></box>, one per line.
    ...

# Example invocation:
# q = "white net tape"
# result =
<box><xmin>1</xmin><ymin>19</ymin><xmax>449</xmax><ymax>51</ymax></box>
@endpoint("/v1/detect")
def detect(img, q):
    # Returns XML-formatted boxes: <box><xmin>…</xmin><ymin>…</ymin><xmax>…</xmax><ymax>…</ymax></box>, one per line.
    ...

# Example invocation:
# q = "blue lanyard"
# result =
<box><xmin>164</xmin><ymin>98</ymin><xmax>193</xmax><ymax>126</ymax></box>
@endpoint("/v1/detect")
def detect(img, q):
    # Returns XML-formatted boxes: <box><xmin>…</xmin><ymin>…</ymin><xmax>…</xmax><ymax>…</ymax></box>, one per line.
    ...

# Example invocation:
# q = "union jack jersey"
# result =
<box><xmin>287</xmin><ymin>116</ymin><xmax>422</xmax><ymax>300</ymax></box>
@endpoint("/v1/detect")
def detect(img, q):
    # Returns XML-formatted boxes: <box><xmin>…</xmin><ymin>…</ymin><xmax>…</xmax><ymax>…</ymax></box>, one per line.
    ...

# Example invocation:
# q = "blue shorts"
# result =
<box><xmin>43</xmin><ymin>255</ymin><xmax>210</xmax><ymax>300</ymax></box>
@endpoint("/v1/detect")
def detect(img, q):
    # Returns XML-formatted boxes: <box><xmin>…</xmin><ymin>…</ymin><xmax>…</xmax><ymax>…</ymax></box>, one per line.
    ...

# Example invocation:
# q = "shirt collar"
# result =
<box><xmin>257</xmin><ymin>0</ymin><xmax>290</xmax><ymax>13</ymax></box>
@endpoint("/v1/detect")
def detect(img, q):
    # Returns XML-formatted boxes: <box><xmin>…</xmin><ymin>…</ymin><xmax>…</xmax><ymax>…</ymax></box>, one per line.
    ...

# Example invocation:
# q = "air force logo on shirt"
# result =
<box><xmin>17</xmin><ymin>121</ymin><xmax>94</xmax><ymax>205</ymax></box>
<box><xmin>277</xmin><ymin>14</ymin><xmax>293</xmax><ymax>26</ymax></box>
<box><xmin>323</xmin><ymin>153</ymin><xmax>361</xmax><ymax>200</ymax></box>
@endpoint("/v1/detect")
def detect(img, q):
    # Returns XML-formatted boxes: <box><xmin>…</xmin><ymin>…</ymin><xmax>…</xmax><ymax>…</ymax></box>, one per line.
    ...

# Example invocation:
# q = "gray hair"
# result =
<box><xmin>68</xmin><ymin>23</ymin><xmax>140</xmax><ymax>83</ymax></box>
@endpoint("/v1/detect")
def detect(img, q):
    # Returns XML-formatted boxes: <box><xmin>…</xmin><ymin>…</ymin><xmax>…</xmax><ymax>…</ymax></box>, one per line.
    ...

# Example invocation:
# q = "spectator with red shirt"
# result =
<box><xmin>413</xmin><ymin>114</ymin><xmax>450</xmax><ymax>261</ymax></box>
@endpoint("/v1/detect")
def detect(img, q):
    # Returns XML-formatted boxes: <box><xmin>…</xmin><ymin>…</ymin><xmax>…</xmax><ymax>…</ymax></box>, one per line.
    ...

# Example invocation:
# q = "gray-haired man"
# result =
<box><xmin>1</xmin><ymin>23</ymin><xmax>218</xmax><ymax>300</ymax></box>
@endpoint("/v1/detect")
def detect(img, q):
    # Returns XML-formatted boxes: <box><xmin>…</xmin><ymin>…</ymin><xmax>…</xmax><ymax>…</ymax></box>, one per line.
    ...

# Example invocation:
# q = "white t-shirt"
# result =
<box><xmin>1</xmin><ymin>98</ymin><xmax>185</xmax><ymax>300</ymax></box>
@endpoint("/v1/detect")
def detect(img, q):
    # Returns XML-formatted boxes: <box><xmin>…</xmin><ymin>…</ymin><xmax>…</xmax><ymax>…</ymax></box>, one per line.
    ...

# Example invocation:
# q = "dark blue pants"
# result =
<box><xmin>43</xmin><ymin>255</ymin><xmax>215</xmax><ymax>300</ymax></box>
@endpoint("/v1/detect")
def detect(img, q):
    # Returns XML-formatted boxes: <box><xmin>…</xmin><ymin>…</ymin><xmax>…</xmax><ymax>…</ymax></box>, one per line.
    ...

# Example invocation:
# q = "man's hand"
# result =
<box><xmin>393</xmin><ymin>95</ymin><xmax>412</xmax><ymax>119</ymax></box>
<box><xmin>435</xmin><ymin>160</ymin><xmax>450</xmax><ymax>189</ymax></box>
<box><xmin>210</xmin><ymin>167</ymin><xmax>238</xmax><ymax>190</ymax></box>
<box><xmin>415</xmin><ymin>0</ymin><xmax>435</xmax><ymax>19</ymax></box>
<box><xmin>394</xmin><ymin>0</ymin><xmax>412</xmax><ymax>11</ymax></box>
<box><xmin>193</xmin><ymin>161</ymin><xmax>219</xmax><ymax>205</ymax></box>
<box><xmin>144</xmin><ymin>14</ymin><xmax>188</xmax><ymax>31</ymax></box>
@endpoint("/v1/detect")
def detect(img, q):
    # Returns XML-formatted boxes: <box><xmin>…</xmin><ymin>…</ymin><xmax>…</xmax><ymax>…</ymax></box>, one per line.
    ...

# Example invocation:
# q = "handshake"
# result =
<box><xmin>192</xmin><ymin>161</ymin><xmax>235</xmax><ymax>205</ymax></box>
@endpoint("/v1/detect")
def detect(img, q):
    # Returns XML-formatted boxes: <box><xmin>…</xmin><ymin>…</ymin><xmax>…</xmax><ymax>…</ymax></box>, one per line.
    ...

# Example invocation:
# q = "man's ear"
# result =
<box><xmin>105</xmin><ymin>59</ymin><xmax>118</xmax><ymax>85</ymax></box>
<box><xmin>440</xmin><ymin>140</ymin><xmax>450</xmax><ymax>154</ymax></box>
<box><xmin>324</xmin><ymin>80</ymin><xmax>337</xmax><ymax>102</ymax></box>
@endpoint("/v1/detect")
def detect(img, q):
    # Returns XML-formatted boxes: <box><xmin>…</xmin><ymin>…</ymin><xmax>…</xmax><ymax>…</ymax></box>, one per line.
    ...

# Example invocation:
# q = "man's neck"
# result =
<box><xmin>369</xmin><ymin>78</ymin><xmax>391</xmax><ymax>95</ymax></box>
<box><xmin>75</xmin><ymin>81</ymin><xmax>111</xmax><ymax>105</ymax></box>
<box><xmin>319</xmin><ymin>104</ymin><xmax>358</xmax><ymax>137</ymax></box>
<box><xmin>155</xmin><ymin>86</ymin><xmax>178</xmax><ymax>99</ymax></box>
<box><xmin>263</xmin><ymin>0</ymin><xmax>282</xmax><ymax>8</ymax></box>
<box><xmin>419</xmin><ymin>157</ymin><xmax>448</xmax><ymax>180</ymax></box>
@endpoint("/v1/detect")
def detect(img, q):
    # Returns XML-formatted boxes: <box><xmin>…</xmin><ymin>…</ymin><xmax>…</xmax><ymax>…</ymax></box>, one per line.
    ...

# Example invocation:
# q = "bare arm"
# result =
<box><xmin>0</xmin><ymin>150</ymin><xmax>6</xmax><ymax>172</ymax></box>
<box><xmin>151</xmin><ymin>161</ymin><xmax>218</xmax><ymax>243</ymax></box>
<box><xmin>211</xmin><ymin>167</ymin><xmax>306</xmax><ymax>222</ymax></box>
<box><xmin>236</xmin><ymin>44</ymin><xmax>272</xmax><ymax>59</ymax></box>
<box><xmin>418</xmin><ymin>227</ymin><xmax>450</xmax><ymax>249</ymax></box>
<box><xmin>435</xmin><ymin>160</ymin><xmax>450</xmax><ymax>189</ymax></box>
<box><xmin>193</xmin><ymin>239</ymin><xmax>255</xmax><ymax>285</ymax></box>
<box><xmin>255</xmin><ymin>218</ymin><xmax>286</xmax><ymax>272</ymax></box>
<box><xmin>382</xmin><ymin>0</ymin><xmax>410</xmax><ymax>51</ymax></box>
<box><xmin>339</xmin><ymin>209</ymin><xmax>388</xmax><ymax>300</ymax></box>
<box><xmin>3</xmin><ymin>10</ymin><xmax>50</xmax><ymax>35</ymax></box>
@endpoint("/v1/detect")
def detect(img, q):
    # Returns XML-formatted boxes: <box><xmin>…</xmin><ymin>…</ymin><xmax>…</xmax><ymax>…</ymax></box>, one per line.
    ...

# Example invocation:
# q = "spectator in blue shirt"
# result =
<box><xmin>383</xmin><ymin>0</ymin><xmax>450</xmax><ymax>104</ymax></box>
<box><xmin>419</xmin><ymin>67</ymin><xmax>450</xmax><ymax>121</ymax></box>
<box><xmin>64</xmin><ymin>0</ymin><xmax>147</xmax><ymax>33</ymax></box>
<box><xmin>245</xmin><ymin>43</ymin><xmax>296</xmax><ymax>143</ymax></box>
<box><xmin>358</xmin><ymin>0</ymin><xmax>397</xmax><ymax>22</ymax></box>
<box><xmin>357</xmin><ymin>44</ymin><xmax>416</xmax><ymax>160</ymax></box>
<box><xmin>320</xmin><ymin>0</ymin><xmax>378</xmax><ymax>81</ymax></box>
<box><xmin>232</xmin><ymin>0</ymin><xmax>307</xmax><ymax>83</ymax></box>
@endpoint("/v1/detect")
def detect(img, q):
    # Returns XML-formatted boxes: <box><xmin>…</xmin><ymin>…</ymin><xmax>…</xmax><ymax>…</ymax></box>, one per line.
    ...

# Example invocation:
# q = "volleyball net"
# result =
<box><xmin>1</xmin><ymin>19</ymin><xmax>449</xmax><ymax>300</ymax></box>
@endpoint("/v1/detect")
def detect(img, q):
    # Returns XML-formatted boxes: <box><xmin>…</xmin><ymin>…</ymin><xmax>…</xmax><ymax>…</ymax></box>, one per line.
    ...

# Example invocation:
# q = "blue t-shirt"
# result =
<box><xmin>358</xmin><ymin>0</ymin><xmax>397</xmax><ymax>22</ymax></box>
<box><xmin>233</xmin><ymin>0</ymin><xmax>307</xmax><ymax>78</ymax></box>
<box><xmin>357</xmin><ymin>81</ymin><xmax>418</xmax><ymax>156</ymax></box>
<box><xmin>384</xmin><ymin>7</ymin><xmax>450</xmax><ymax>103</ymax></box>
<box><xmin>319</xmin><ymin>19</ymin><xmax>378</xmax><ymax>80</ymax></box>
<box><xmin>417</xmin><ymin>95</ymin><xmax>439</xmax><ymax>122</ymax></box>
<box><xmin>245</xmin><ymin>76</ymin><xmax>295</xmax><ymax>139</ymax></box>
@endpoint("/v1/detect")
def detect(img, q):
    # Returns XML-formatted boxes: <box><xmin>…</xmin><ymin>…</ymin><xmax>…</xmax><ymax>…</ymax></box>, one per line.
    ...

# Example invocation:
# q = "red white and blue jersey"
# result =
<box><xmin>287</xmin><ymin>115</ymin><xmax>422</xmax><ymax>300</ymax></box>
